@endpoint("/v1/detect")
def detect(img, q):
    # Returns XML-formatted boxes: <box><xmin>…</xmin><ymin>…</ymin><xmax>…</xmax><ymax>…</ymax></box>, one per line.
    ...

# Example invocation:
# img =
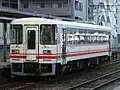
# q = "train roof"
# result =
<box><xmin>11</xmin><ymin>17</ymin><xmax>112</xmax><ymax>32</ymax></box>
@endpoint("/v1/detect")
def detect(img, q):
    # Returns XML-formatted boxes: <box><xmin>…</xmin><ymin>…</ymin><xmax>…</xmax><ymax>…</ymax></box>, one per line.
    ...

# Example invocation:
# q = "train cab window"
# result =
<box><xmin>11</xmin><ymin>25</ymin><xmax>23</xmax><ymax>44</ymax></box>
<box><xmin>27</xmin><ymin>30</ymin><xmax>35</xmax><ymax>49</ymax></box>
<box><xmin>40</xmin><ymin>24</ymin><xmax>57</xmax><ymax>45</ymax></box>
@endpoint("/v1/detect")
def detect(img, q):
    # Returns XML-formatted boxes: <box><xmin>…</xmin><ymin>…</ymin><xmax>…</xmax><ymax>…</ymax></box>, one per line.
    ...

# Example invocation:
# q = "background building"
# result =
<box><xmin>116</xmin><ymin>0</ymin><xmax>120</xmax><ymax>48</ymax></box>
<box><xmin>88</xmin><ymin>0</ymin><xmax>94</xmax><ymax>21</ymax></box>
<box><xmin>0</xmin><ymin>0</ymin><xmax>89</xmax><ymax>21</ymax></box>
<box><xmin>92</xmin><ymin>0</ymin><xmax>118</xmax><ymax>51</ymax></box>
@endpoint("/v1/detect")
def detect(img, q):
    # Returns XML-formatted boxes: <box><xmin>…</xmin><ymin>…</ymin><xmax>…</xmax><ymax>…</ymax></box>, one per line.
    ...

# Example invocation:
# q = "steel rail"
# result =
<box><xmin>0</xmin><ymin>82</ymin><xmax>26</xmax><ymax>89</ymax></box>
<box><xmin>67</xmin><ymin>69</ymin><xmax>120</xmax><ymax>90</ymax></box>
<box><xmin>1</xmin><ymin>59</ymin><xmax>120</xmax><ymax>90</ymax></box>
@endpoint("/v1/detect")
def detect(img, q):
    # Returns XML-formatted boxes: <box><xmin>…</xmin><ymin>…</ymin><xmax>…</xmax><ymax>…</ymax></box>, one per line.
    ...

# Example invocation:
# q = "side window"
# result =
<box><xmin>73</xmin><ymin>28</ymin><xmax>79</xmax><ymax>44</ymax></box>
<box><xmin>88</xmin><ymin>30</ymin><xmax>109</xmax><ymax>44</ymax></box>
<box><xmin>66</xmin><ymin>28</ymin><xmax>110</xmax><ymax>45</ymax></box>
<box><xmin>79</xmin><ymin>29</ymin><xmax>85</xmax><ymax>44</ymax></box>
<box><xmin>85</xmin><ymin>31</ymin><xmax>90</xmax><ymax>44</ymax></box>
<box><xmin>67</xmin><ymin>28</ymin><xmax>85</xmax><ymax>45</ymax></box>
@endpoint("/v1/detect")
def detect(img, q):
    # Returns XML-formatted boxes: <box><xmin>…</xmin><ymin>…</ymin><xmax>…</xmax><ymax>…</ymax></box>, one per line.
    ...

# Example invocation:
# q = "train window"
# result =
<box><xmin>11</xmin><ymin>25</ymin><xmax>23</xmax><ymax>44</ymax></box>
<box><xmin>40</xmin><ymin>24</ymin><xmax>57</xmax><ymax>45</ymax></box>
<box><xmin>87</xmin><ymin>31</ymin><xmax>110</xmax><ymax>44</ymax></box>
<box><xmin>85</xmin><ymin>31</ymin><xmax>90</xmax><ymax>44</ymax></box>
<box><xmin>67</xmin><ymin>28</ymin><xmax>74</xmax><ymax>44</ymax></box>
<box><xmin>27</xmin><ymin>30</ymin><xmax>35</xmax><ymax>49</ymax></box>
<box><xmin>67</xmin><ymin>28</ymin><xmax>86</xmax><ymax>45</ymax></box>
<box><xmin>66</xmin><ymin>28</ymin><xmax>110</xmax><ymax>45</ymax></box>
<box><xmin>79</xmin><ymin>29</ymin><xmax>85</xmax><ymax>44</ymax></box>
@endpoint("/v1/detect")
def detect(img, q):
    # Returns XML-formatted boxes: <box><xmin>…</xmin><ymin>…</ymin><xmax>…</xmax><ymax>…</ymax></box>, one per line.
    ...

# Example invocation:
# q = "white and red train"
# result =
<box><xmin>10</xmin><ymin>17</ymin><xmax>115</xmax><ymax>77</ymax></box>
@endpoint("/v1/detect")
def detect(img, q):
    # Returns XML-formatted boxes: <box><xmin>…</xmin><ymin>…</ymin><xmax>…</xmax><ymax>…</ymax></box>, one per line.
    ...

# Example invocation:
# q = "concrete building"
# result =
<box><xmin>88</xmin><ymin>0</ymin><xmax>94</xmax><ymax>21</ymax></box>
<box><xmin>116</xmin><ymin>0</ymin><xmax>120</xmax><ymax>47</ymax></box>
<box><xmin>92</xmin><ymin>0</ymin><xmax>118</xmax><ymax>50</ymax></box>
<box><xmin>0</xmin><ymin>0</ymin><xmax>89</xmax><ymax>21</ymax></box>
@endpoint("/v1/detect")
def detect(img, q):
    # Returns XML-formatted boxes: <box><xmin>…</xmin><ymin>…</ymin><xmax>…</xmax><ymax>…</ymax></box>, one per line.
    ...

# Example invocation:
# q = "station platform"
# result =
<box><xmin>0</xmin><ymin>62</ymin><xmax>10</xmax><ymax>68</ymax></box>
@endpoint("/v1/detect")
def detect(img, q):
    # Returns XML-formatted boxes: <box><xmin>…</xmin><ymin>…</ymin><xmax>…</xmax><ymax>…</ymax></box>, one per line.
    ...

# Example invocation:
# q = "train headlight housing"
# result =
<box><xmin>43</xmin><ymin>50</ymin><xmax>51</xmax><ymax>55</ymax></box>
<box><xmin>12</xmin><ymin>49</ymin><xmax>20</xmax><ymax>54</ymax></box>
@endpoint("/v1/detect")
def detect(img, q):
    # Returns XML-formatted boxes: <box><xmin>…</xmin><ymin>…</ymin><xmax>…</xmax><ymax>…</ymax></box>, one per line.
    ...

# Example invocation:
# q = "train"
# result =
<box><xmin>10</xmin><ymin>17</ymin><xmax>118</xmax><ymax>77</ymax></box>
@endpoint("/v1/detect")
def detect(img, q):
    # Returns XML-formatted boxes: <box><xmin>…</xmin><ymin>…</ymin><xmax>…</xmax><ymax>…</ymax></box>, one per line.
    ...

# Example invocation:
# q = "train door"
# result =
<box><xmin>24</xmin><ymin>26</ymin><xmax>39</xmax><ymax>62</ymax></box>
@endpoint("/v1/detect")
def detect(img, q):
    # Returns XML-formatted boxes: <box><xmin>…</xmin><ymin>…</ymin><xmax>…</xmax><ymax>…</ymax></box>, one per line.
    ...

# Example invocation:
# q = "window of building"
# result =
<box><xmin>58</xmin><ymin>3</ymin><xmax>62</xmax><ymax>8</ymax></box>
<box><xmin>46</xmin><ymin>3</ymin><xmax>52</xmax><ymax>8</ymax></box>
<box><xmin>107</xmin><ymin>16</ymin><xmax>110</xmax><ymax>23</ymax></box>
<box><xmin>22</xmin><ymin>0</ymin><xmax>29</xmax><ymax>8</ymax></box>
<box><xmin>2</xmin><ymin>0</ymin><xmax>18</xmax><ymax>9</ymax></box>
<box><xmin>99</xmin><ymin>2</ymin><xmax>105</xmax><ymax>9</ymax></box>
<box><xmin>23</xmin><ymin>3</ymin><xmax>29</xmax><ymax>8</ymax></box>
<box><xmin>10</xmin><ymin>0</ymin><xmax>18</xmax><ymax>9</ymax></box>
<box><xmin>116</xmin><ymin>19</ymin><xmax>118</xmax><ymax>24</ymax></box>
<box><xmin>79</xmin><ymin>2</ymin><xmax>83</xmax><ymax>11</ymax></box>
<box><xmin>75</xmin><ymin>1</ymin><xmax>79</xmax><ymax>10</ymax></box>
<box><xmin>99</xmin><ymin>22</ymin><xmax>103</xmax><ymax>26</ymax></box>
<box><xmin>88</xmin><ymin>7</ymin><xmax>90</xmax><ymax>14</ymax></box>
<box><xmin>63</xmin><ymin>0</ymin><xmax>68</xmax><ymax>4</ymax></box>
<box><xmin>40</xmin><ymin>4</ymin><xmax>45</xmax><ymax>8</ymax></box>
<box><xmin>10</xmin><ymin>3</ymin><xmax>18</xmax><ymax>9</ymax></box>
<box><xmin>107</xmin><ymin>5</ymin><xmax>110</xmax><ymax>10</ymax></box>
<box><xmin>2</xmin><ymin>0</ymin><xmax>9</xmax><ymax>7</ymax></box>
<box><xmin>113</xmin><ymin>35</ymin><xmax>114</xmax><ymax>39</ymax></box>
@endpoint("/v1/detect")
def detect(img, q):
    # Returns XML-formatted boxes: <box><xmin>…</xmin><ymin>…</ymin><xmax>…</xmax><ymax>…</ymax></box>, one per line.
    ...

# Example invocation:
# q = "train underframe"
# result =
<box><xmin>11</xmin><ymin>54</ymin><xmax>116</xmax><ymax>77</ymax></box>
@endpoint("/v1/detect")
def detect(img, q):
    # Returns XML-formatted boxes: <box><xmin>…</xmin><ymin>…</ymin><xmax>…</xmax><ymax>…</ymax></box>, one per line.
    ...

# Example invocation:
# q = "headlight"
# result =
<box><xmin>12</xmin><ymin>49</ymin><xmax>19</xmax><ymax>54</ymax></box>
<box><xmin>43</xmin><ymin>50</ymin><xmax>51</xmax><ymax>54</ymax></box>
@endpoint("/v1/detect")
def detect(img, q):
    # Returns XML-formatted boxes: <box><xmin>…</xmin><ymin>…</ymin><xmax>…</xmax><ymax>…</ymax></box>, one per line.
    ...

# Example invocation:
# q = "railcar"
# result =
<box><xmin>10</xmin><ymin>18</ymin><xmax>112</xmax><ymax>77</ymax></box>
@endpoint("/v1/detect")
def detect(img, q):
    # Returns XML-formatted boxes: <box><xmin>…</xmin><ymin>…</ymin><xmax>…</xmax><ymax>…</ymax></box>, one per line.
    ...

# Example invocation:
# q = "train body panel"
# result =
<box><xmin>10</xmin><ymin>18</ymin><xmax>112</xmax><ymax>76</ymax></box>
<box><xmin>65</xmin><ymin>44</ymin><xmax>109</xmax><ymax>62</ymax></box>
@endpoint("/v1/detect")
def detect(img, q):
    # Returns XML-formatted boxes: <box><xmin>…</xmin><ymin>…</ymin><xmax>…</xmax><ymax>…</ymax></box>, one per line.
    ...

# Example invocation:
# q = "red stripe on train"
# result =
<box><xmin>10</xmin><ymin>55</ymin><xmax>27</xmax><ymax>59</ymax></box>
<box><xmin>10</xmin><ymin>49</ymin><xmax>110</xmax><ymax>59</ymax></box>
<box><xmin>36</xmin><ymin>55</ymin><xmax>59</xmax><ymax>59</ymax></box>
<box><xmin>67</xmin><ymin>50</ymin><xmax>109</xmax><ymax>57</ymax></box>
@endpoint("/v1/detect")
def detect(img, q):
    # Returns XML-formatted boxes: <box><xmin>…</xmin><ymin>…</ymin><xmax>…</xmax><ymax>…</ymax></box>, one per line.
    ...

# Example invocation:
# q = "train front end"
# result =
<box><xmin>10</xmin><ymin>21</ymin><xmax>59</xmax><ymax>77</ymax></box>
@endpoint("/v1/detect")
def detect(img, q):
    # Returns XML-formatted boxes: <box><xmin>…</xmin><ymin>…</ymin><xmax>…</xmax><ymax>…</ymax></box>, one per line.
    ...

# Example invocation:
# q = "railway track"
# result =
<box><xmin>0</xmin><ymin>77</ymin><xmax>59</xmax><ymax>90</ymax></box>
<box><xmin>1</xmin><ymin>59</ymin><xmax>120</xmax><ymax>90</ymax></box>
<box><xmin>0</xmin><ymin>81</ymin><xmax>27</xmax><ymax>90</ymax></box>
<box><xmin>0</xmin><ymin>81</ymin><xmax>43</xmax><ymax>90</ymax></box>
<box><xmin>9</xmin><ymin>82</ymin><xmax>36</xmax><ymax>90</ymax></box>
<box><xmin>67</xmin><ymin>69</ymin><xmax>120</xmax><ymax>90</ymax></box>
